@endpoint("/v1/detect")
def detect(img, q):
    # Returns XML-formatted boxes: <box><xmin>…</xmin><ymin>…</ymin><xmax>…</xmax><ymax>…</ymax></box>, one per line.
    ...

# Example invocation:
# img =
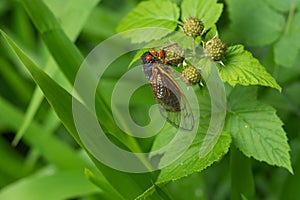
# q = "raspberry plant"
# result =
<box><xmin>117</xmin><ymin>0</ymin><xmax>293</xmax><ymax>199</ymax></box>
<box><xmin>0</xmin><ymin>0</ymin><xmax>299</xmax><ymax>200</ymax></box>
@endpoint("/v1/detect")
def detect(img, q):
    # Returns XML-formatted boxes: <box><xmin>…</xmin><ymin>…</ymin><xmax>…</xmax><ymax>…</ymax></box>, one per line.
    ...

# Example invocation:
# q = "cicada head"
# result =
<box><xmin>141</xmin><ymin>51</ymin><xmax>156</xmax><ymax>80</ymax></box>
<box><xmin>140</xmin><ymin>52</ymin><xmax>155</xmax><ymax>65</ymax></box>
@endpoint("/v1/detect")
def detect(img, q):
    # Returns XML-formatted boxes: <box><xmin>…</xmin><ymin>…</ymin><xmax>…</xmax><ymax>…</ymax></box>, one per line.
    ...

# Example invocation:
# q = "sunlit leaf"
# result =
<box><xmin>181</xmin><ymin>0</ymin><xmax>223</xmax><ymax>30</ymax></box>
<box><xmin>226</xmin><ymin>86</ymin><xmax>293</xmax><ymax>173</ymax></box>
<box><xmin>152</xmin><ymin>88</ymin><xmax>231</xmax><ymax>183</ymax></box>
<box><xmin>116</xmin><ymin>0</ymin><xmax>180</xmax><ymax>43</ymax></box>
<box><xmin>0</xmin><ymin>30</ymin><xmax>155</xmax><ymax>200</ymax></box>
<box><xmin>13</xmin><ymin>0</ymin><xmax>99</xmax><ymax>145</ymax></box>
<box><xmin>156</xmin><ymin>131</ymin><xmax>231</xmax><ymax>183</ymax></box>
<box><xmin>0</xmin><ymin>170</ymin><xmax>99</xmax><ymax>200</ymax></box>
<box><xmin>219</xmin><ymin>45</ymin><xmax>281</xmax><ymax>91</ymax></box>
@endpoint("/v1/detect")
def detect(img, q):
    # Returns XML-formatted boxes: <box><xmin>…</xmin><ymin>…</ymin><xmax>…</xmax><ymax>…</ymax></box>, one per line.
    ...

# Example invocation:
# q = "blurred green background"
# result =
<box><xmin>0</xmin><ymin>0</ymin><xmax>300</xmax><ymax>199</ymax></box>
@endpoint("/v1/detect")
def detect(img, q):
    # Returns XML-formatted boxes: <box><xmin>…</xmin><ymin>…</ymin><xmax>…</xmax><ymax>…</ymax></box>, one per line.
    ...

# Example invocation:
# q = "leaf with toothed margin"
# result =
<box><xmin>116</xmin><ymin>0</ymin><xmax>180</xmax><ymax>43</ymax></box>
<box><xmin>219</xmin><ymin>45</ymin><xmax>281</xmax><ymax>91</ymax></box>
<box><xmin>225</xmin><ymin>86</ymin><xmax>293</xmax><ymax>174</ymax></box>
<box><xmin>181</xmin><ymin>0</ymin><xmax>223</xmax><ymax>31</ymax></box>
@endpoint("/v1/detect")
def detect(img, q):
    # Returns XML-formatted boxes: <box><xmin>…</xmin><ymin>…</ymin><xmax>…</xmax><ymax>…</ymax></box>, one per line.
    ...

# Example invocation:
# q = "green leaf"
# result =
<box><xmin>274</xmin><ymin>11</ymin><xmax>300</xmax><ymax>67</ymax></box>
<box><xmin>181</xmin><ymin>0</ymin><xmax>223</xmax><ymax>30</ymax></box>
<box><xmin>44</xmin><ymin>0</ymin><xmax>100</xmax><ymax>38</ymax></box>
<box><xmin>264</xmin><ymin>0</ymin><xmax>300</xmax><ymax>13</ymax></box>
<box><xmin>274</xmin><ymin>37</ymin><xmax>299</xmax><ymax>68</ymax></box>
<box><xmin>166</xmin><ymin>173</ymin><xmax>206</xmax><ymax>200</ymax></box>
<box><xmin>82</xmin><ymin>6</ymin><xmax>125</xmax><ymax>40</ymax></box>
<box><xmin>219</xmin><ymin>45</ymin><xmax>281</xmax><ymax>91</ymax></box>
<box><xmin>16</xmin><ymin>3</ymin><xmax>155</xmax><ymax>197</ymax></box>
<box><xmin>116</xmin><ymin>0</ymin><xmax>180</xmax><ymax>43</ymax></box>
<box><xmin>0</xmin><ymin>170</ymin><xmax>99</xmax><ymax>200</ymax></box>
<box><xmin>280</xmin><ymin>139</ymin><xmax>300</xmax><ymax>199</ymax></box>
<box><xmin>0</xmin><ymin>133</ymin><xmax>24</xmax><ymax>179</ymax></box>
<box><xmin>1</xmin><ymin>29</ymin><xmax>81</xmax><ymax>144</ymax></box>
<box><xmin>0</xmin><ymin>97</ymin><xmax>86</xmax><ymax>170</ymax></box>
<box><xmin>128</xmin><ymin>49</ymin><xmax>147</xmax><ymax>69</ymax></box>
<box><xmin>226</xmin><ymin>86</ymin><xmax>293</xmax><ymax>173</ymax></box>
<box><xmin>0</xmin><ymin>58</ymin><xmax>32</xmax><ymax>103</ymax></box>
<box><xmin>203</xmin><ymin>24</ymin><xmax>218</xmax><ymax>41</ymax></box>
<box><xmin>20</xmin><ymin>0</ymin><xmax>84</xmax><ymax>84</ymax></box>
<box><xmin>226</xmin><ymin>0</ymin><xmax>285</xmax><ymax>46</ymax></box>
<box><xmin>1</xmin><ymin>30</ymin><xmax>154</xmax><ymax>200</ymax></box>
<box><xmin>156</xmin><ymin>131</ymin><xmax>231</xmax><ymax>183</ymax></box>
<box><xmin>276</xmin><ymin>53</ymin><xmax>300</xmax><ymax>83</ymax></box>
<box><xmin>284</xmin><ymin>82</ymin><xmax>300</xmax><ymax>109</ymax></box>
<box><xmin>14</xmin><ymin>0</ymin><xmax>99</xmax><ymax>146</ymax></box>
<box><xmin>142</xmin><ymin>85</ymin><xmax>231</xmax><ymax>184</ymax></box>
<box><xmin>84</xmin><ymin>169</ymin><xmax>125</xmax><ymax>200</ymax></box>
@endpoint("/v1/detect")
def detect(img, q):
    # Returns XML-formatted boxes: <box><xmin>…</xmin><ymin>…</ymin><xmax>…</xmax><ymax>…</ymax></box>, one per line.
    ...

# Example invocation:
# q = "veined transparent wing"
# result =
<box><xmin>148</xmin><ymin>62</ymin><xmax>194</xmax><ymax>130</ymax></box>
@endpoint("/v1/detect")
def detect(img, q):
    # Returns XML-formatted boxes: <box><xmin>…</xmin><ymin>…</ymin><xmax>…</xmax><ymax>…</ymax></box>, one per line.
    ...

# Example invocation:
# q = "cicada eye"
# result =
<box><xmin>145</xmin><ymin>55</ymin><xmax>153</xmax><ymax>61</ymax></box>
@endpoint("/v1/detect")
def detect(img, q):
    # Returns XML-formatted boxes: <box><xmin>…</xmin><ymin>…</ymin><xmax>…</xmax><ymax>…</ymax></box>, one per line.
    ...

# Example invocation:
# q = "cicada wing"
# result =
<box><xmin>148</xmin><ymin>63</ymin><xmax>194</xmax><ymax>131</ymax></box>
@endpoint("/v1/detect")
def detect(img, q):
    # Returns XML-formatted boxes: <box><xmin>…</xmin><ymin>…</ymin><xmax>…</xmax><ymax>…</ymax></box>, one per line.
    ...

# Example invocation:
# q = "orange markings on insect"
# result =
<box><xmin>159</xmin><ymin>49</ymin><xmax>165</xmax><ymax>59</ymax></box>
<box><xmin>149</xmin><ymin>48</ymin><xmax>157</xmax><ymax>57</ymax></box>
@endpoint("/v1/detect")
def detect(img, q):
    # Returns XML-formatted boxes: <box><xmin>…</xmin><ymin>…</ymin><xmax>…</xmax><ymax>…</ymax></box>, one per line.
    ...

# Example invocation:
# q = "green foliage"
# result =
<box><xmin>116</xmin><ymin>0</ymin><xmax>179</xmax><ymax>43</ymax></box>
<box><xmin>230</xmin><ymin>146</ymin><xmax>255</xmax><ymax>200</ymax></box>
<box><xmin>181</xmin><ymin>0</ymin><xmax>223</xmax><ymax>30</ymax></box>
<box><xmin>226</xmin><ymin>86</ymin><xmax>292</xmax><ymax>173</ymax></box>
<box><xmin>219</xmin><ymin>45</ymin><xmax>281</xmax><ymax>91</ymax></box>
<box><xmin>0</xmin><ymin>170</ymin><xmax>99</xmax><ymax>200</ymax></box>
<box><xmin>13</xmin><ymin>0</ymin><xmax>99</xmax><ymax>145</ymax></box>
<box><xmin>1</xmin><ymin>17</ymin><xmax>154</xmax><ymax>200</ymax></box>
<box><xmin>0</xmin><ymin>0</ymin><xmax>299</xmax><ymax>199</ymax></box>
<box><xmin>156</xmin><ymin>131</ymin><xmax>231</xmax><ymax>183</ymax></box>
<box><xmin>264</xmin><ymin>0</ymin><xmax>298</xmax><ymax>13</ymax></box>
<box><xmin>226</xmin><ymin>0</ymin><xmax>300</xmax><ymax>68</ymax></box>
<box><xmin>274</xmin><ymin>11</ymin><xmax>300</xmax><ymax>67</ymax></box>
<box><xmin>226</xmin><ymin>0</ymin><xmax>285</xmax><ymax>46</ymax></box>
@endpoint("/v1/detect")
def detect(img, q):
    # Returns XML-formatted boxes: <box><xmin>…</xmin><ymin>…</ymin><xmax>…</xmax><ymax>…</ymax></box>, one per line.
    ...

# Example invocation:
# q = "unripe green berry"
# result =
<box><xmin>163</xmin><ymin>44</ymin><xmax>184</xmax><ymax>66</ymax></box>
<box><xmin>183</xmin><ymin>17</ymin><xmax>204</xmax><ymax>38</ymax></box>
<box><xmin>181</xmin><ymin>65</ymin><xmax>201</xmax><ymax>85</ymax></box>
<box><xmin>204</xmin><ymin>38</ymin><xmax>226</xmax><ymax>61</ymax></box>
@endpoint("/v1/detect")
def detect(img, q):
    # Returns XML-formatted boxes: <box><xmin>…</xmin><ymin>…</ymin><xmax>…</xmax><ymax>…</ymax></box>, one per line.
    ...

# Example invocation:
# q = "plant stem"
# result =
<box><xmin>177</xmin><ymin>20</ymin><xmax>184</xmax><ymax>26</ymax></box>
<box><xmin>284</xmin><ymin>3</ymin><xmax>296</xmax><ymax>35</ymax></box>
<box><xmin>230</xmin><ymin>145</ymin><xmax>255</xmax><ymax>200</ymax></box>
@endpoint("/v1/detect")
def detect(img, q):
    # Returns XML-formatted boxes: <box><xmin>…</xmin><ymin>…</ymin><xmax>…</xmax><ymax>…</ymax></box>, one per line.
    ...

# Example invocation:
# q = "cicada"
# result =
<box><xmin>140</xmin><ymin>48</ymin><xmax>194</xmax><ymax>130</ymax></box>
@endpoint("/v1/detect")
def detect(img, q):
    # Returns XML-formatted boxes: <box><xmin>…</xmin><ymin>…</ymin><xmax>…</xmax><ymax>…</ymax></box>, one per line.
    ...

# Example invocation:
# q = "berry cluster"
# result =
<box><xmin>181</xmin><ymin>65</ymin><xmax>201</xmax><ymax>85</ymax></box>
<box><xmin>183</xmin><ymin>17</ymin><xmax>204</xmax><ymax>38</ymax></box>
<box><xmin>163</xmin><ymin>44</ymin><xmax>185</xmax><ymax>66</ymax></box>
<box><xmin>182</xmin><ymin>17</ymin><xmax>227</xmax><ymax>62</ymax></box>
<box><xmin>204</xmin><ymin>37</ymin><xmax>226</xmax><ymax>61</ymax></box>
<box><xmin>144</xmin><ymin>17</ymin><xmax>228</xmax><ymax>86</ymax></box>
